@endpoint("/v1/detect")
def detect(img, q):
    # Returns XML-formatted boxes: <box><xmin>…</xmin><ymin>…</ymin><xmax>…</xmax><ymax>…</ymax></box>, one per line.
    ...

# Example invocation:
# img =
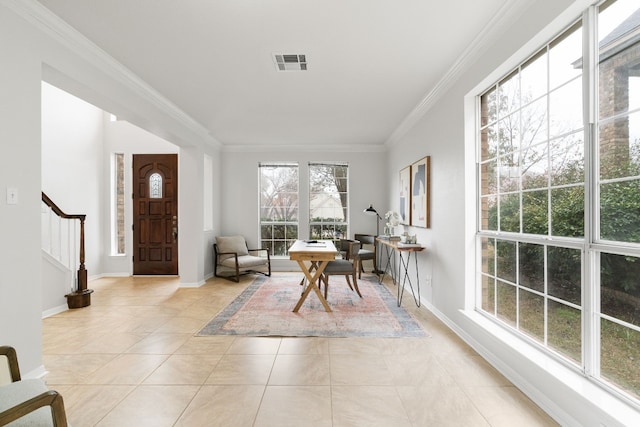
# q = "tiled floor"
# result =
<box><xmin>42</xmin><ymin>273</ymin><xmax>558</xmax><ymax>426</ymax></box>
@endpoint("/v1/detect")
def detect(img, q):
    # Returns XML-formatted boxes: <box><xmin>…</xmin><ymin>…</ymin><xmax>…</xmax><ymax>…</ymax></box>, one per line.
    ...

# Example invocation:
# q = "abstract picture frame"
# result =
<box><xmin>410</xmin><ymin>156</ymin><xmax>430</xmax><ymax>228</ymax></box>
<box><xmin>399</xmin><ymin>166</ymin><xmax>411</xmax><ymax>225</ymax></box>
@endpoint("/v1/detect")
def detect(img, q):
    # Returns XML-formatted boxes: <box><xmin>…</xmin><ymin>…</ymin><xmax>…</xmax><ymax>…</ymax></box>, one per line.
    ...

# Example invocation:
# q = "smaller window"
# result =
<box><xmin>112</xmin><ymin>153</ymin><xmax>125</xmax><ymax>255</ymax></box>
<box><xmin>149</xmin><ymin>173</ymin><xmax>162</xmax><ymax>198</ymax></box>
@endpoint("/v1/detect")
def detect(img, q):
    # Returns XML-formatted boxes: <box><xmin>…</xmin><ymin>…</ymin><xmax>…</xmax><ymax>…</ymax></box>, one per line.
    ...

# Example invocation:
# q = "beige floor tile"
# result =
<box><xmin>227</xmin><ymin>336</ymin><xmax>282</xmax><ymax>354</ymax></box>
<box><xmin>254</xmin><ymin>385</ymin><xmax>332</xmax><ymax>427</ymax></box>
<box><xmin>77</xmin><ymin>331</ymin><xmax>148</xmax><ymax>354</ymax></box>
<box><xmin>206</xmin><ymin>354</ymin><xmax>275</xmax><ymax>385</ymax></box>
<box><xmin>41</xmin><ymin>275</ymin><xmax>557</xmax><ymax>426</ymax></box>
<box><xmin>397</xmin><ymin>384</ymin><xmax>490</xmax><ymax>426</ymax></box>
<box><xmin>177</xmin><ymin>304</ymin><xmax>226</xmax><ymax>320</ymax></box>
<box><xmin>84</xmin><ymin>353</ymin><xmax>168</xmax><ymax>385</ymax></box>
<box><xmin>385</xmin><ymin>353</ymin><xmax>456</xmax><ymax>387</ymax></box>
<box><xmin>331</xmin><ymin>385</ymin><xmax>411</xmax><ymax>427</ymax></box>
<box><xmin>330</xmin><ymin>354</ymin><xmax>395</xmax><ymax>385</ymax></box>
<box><xmin>174</xmin><ymin>335</ymin><xmax>235</xmax><ymax>354</ymax></box>
<box><xmin>124</xmin><ymin>332</ymin><xmax>192</xmax><ymax>354</ymax></box>
<box><xmin>153</xmin><ymin>316</ymin><xmax>207</xmax><ymax>334</ymax></box>
<box><xmin>43</xmin><ymin>353</ymin><xmax>117</xmax><ymax>385</ymax></box>
<box><xmin>328</xmin><ymin>337</ymin><xmax>385</xmax><ymax>355</ymax></box>
<box><xmin>144</xmin><ymin>354</ymin><xmax>221</xmax><ymax>385</ymax></box>
<box><xmin>96</xmin><ymin>385</ymin><xmax>199</xmax><ymax>427</ymax></box>
<box><xmin>269</xmin><ymin>354</ymin><xmax>330</xmax><ymax>385</ymax></box>
<box><xmin>278</xmin><ymin>337</ymin><xmax>330</xmax><ymax>354</ymax></box>
<box><xmin>175</xmin><ymin>385</ymin><xmax>264</xmax><ymax>427</ymax></box>
<box><xmin>464</xmin><ymin>385</ymin><xmax>559</xmax><ymax>426</ymax></box>
<box><xmin>437</xmin><ymin>354</ymin><xmax>512</xmax><ymax>387</ymax></box>
<box><xmin>56</xmin><ymin>385</ymin><xmax>135</xmax><ymax>427</ymax></box>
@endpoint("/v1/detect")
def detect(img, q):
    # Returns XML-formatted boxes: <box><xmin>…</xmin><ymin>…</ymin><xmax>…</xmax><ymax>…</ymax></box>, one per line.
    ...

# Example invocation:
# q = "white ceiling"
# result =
<box><xmin>36</xmin><ymin>0</ymin><xmax>514</xmax><ymax>149</ymax></box>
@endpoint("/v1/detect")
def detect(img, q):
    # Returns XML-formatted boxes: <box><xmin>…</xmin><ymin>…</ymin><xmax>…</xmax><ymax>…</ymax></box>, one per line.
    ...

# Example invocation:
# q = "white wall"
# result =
<box><xmin>0</xmin><ymin>6</ymin><xmax>48</xmax><ymax>377</ymax></box>
<box><xmin>221</xmin><ymin>149</ymin><xmax>387</xmax><ymax>270</ymax></box>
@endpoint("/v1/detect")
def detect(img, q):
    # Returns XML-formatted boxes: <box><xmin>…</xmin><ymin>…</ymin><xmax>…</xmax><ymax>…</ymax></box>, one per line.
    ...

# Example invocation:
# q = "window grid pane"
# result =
<box><xmin>259</xmin><ymin>163</ymin><xmax>299</xmax><ymax>256</ymax></box>
<box><xmin>309</xmin><ymin>163</ymin><xmax>349</xmax><ymax>246</ymax></box>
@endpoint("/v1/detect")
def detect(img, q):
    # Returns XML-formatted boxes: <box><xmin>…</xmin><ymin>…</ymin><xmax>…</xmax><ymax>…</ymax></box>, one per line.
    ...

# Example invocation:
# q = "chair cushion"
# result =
<box><xmin>220</xmin><ymin>255</ymin><xmax>268</xmax><ymax>269</ymax></box>
<box><xmin>358</xmin><ymin>249</ymin><xmax>374</xmax><ymax>259</ymax></box>
<box><xmin>0</xmin><ymin>379</ymin><xmax>54</xmax><ymax>426</ymax></box>
<box><xmin>216</xmin><ymin>236</ymin><xmax>249</xmax><ymax>261</ymax></box>
<box><xmin>323</xmin><ymin>259</ymin><xmax>355</xmax><ymax>274</ymax></box>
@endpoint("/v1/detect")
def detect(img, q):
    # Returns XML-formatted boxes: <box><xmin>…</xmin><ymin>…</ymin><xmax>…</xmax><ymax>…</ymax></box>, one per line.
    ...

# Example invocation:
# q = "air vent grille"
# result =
<box><xmin>273</xmin><ymin>53</ymin><xmax>308</xmax><ymax>71</ymax></box>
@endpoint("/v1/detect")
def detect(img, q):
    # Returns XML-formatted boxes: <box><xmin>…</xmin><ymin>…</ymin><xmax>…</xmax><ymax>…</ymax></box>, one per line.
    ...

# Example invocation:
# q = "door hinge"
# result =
<box><xmin>132</xmin><ymin>224</ymin><xmax>135</xmax><ymax>231</ymax></box>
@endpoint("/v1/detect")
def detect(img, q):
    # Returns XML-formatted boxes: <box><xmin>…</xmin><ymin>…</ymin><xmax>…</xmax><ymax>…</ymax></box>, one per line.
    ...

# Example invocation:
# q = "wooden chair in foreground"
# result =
<box><xmin>0</xmin><ymin>346</ymin><xmax>68</xmax><ymax>427</ymax></box>
<box><xmin>214</xmin><ymin>235</ymin><xmax>271</xmax><ymax>282</ymax></box>
<box><xmin>320</xmin><ymin>239</ymin><xmax>362</xmax><ymax>299</ymax></box>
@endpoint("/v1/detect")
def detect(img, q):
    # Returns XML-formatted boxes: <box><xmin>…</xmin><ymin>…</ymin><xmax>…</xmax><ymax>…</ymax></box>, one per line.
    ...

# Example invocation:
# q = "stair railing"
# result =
<box><xmin>41</xmin><ymin>192</ymin><xmax>92</xmax><ymax>308</ymax></box>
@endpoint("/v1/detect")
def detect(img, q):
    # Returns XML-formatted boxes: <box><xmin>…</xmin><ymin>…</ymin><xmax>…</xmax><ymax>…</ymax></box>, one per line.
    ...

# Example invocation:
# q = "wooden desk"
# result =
<box><xmin>376</xmin><ymin>238</ymin><xmax>425</xmax><ymax>307</ymax></box>
<box><xmin>288</xmin><ymin>240</ymin><xmax>338</xmax><ymax>312</ymax></box>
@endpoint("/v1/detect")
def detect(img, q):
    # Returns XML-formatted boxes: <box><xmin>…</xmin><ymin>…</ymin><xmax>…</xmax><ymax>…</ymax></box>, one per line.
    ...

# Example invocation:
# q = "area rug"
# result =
<box><xmin>198</xmin><ymin>274</ymin><xmax>428</xmax><ymax>337</ymax></box>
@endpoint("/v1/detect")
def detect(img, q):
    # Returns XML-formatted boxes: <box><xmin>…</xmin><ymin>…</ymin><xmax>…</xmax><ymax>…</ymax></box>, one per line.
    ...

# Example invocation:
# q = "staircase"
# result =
<box><xmin>41</xmin><ymin>192</ymin><xmax>93</xmax><ymax>309</ymax></box>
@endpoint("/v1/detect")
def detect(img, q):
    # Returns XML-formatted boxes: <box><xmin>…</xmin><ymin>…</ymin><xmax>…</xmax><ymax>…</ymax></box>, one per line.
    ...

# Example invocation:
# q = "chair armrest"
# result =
<box><xmin>0</xmin><ymin>346</ymin><xmax>21</xmax><ymax>382</ymax></box>
<box><xmin>216</xmin><ymin>251</ymin><xmax>238</xmax><ymax>256</ymax></box>
<box><xmin>247</xmin><ymin>248</ymin><xmax>270</xmax><ymax>256</ymax></box>
<box><xmin>0</xmin><ymin>389</ymin><xmax>67</xmax><ymax>427</ymax></box>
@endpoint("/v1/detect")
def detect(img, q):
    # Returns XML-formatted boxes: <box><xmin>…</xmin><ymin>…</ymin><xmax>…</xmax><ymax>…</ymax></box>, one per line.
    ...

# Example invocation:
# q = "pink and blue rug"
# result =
<box><xmin>198</xmin><ymin>274</ymin><xmax>428</xmax><ymax>338</ymax></box>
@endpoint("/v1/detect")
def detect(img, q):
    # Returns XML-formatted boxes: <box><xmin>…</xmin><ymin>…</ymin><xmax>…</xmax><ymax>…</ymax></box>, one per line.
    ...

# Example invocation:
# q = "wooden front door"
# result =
<box><xmin>132</xmin><ymin>154</ymin><xmax>178</xmax><ymax>275</ymax></box>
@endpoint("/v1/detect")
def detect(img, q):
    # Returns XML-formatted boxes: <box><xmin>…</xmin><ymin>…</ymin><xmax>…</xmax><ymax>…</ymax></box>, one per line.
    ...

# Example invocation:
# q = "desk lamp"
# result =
<box><xmin>363</xmin><ymin>204</ymin><xmax>382</xmax><ymax>236</ymax></box>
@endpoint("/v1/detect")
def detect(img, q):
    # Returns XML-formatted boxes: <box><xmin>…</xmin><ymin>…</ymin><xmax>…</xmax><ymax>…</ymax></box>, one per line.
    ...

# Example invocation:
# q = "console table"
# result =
<box><xmin>376</xmin><ymin>238</ymin><xmax>425</xmax><ymax>307</ymax></box>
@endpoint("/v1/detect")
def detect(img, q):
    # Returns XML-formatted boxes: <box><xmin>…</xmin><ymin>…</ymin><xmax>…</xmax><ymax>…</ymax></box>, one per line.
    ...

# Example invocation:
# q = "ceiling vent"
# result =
<box><xmin>273</xmin><ymin>54</ymin><xmax>307</xmax><ymax>71</ymax></box>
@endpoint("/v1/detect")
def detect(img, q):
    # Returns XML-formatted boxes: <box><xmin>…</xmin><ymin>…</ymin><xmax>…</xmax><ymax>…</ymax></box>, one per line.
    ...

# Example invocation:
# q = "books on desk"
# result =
<box><xmin>303</xmin><ymin>240</ymin><xmax>326</xmax><ymax>246</ymax></box>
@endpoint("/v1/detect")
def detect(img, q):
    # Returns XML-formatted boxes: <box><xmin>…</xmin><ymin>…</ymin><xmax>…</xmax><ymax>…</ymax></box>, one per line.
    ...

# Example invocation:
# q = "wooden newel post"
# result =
<box><xmin>66</xmin><ymin>215</ymin><xmax>93</xmax><ymax>309</ymax></box>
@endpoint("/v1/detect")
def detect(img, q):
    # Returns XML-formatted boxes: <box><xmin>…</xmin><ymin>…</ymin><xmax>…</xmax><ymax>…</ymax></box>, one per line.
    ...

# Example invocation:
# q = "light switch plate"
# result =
<box><xmin>7</xmin><ymin>188</ymin><xmax>18</xmax><ymax>205</ymax></box>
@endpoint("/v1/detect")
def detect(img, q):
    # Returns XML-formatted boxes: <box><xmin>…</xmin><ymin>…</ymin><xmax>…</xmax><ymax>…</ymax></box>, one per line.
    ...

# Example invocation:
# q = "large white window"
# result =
<box><xmin>477</xmin><ymin>0</ymin><xmax>640</xmax><ymax>402</ymax></box>
<box><xmin>259</xmin><ymin>163</ymin><xmax>299</xmax><ymax>256</ymax></box>
<box><xmin>309</xmin><ymin>162</ymin><xmax>349</xmax><ymax>246</ymax></box>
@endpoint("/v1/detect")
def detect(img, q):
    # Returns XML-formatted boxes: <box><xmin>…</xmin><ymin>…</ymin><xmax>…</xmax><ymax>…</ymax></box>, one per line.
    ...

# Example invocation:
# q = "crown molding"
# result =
<box><xmin>222</xmin><ymin>143</ymin><xmax>387</xmax><ymax>153</ymax></box>
<box><xmin>385</xmin><ymin>0</ymin><xmax>532</xmax><ymax>147</ymax></box>
<box><xmin>3</xmin><ymin>0</ymin><xmax>221</xmax><ymax>149</ymax></box>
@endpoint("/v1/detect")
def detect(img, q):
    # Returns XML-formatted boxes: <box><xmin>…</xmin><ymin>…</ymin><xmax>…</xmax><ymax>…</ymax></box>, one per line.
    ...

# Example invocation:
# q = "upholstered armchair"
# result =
<box><xmin>214</xmin><ymin>235</ymin><xmax>271</xmax><ymax>282</ymax></box>
<box><xmin>0</xmin><ymin>346</ymin><xmax>68</xmax><ymax>426</ymax></box>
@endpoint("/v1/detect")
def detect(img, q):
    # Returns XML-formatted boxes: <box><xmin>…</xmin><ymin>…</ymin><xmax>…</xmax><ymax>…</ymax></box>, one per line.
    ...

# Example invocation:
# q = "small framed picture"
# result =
<box><xmin>410</xmin><ymin>156</ymin><xmax>430</xmax><ymax>228</ymax></box>
<box><xmin>399</xmin><ymin>166</ymin><xmax>411</xmax><ymax>225</ymax></box>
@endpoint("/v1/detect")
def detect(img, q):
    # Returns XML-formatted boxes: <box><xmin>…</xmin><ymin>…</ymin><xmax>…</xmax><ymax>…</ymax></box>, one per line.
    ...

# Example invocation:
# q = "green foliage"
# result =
<box><xmin>491</xmin><ymin>167</ymin><xmax>640</xmax><ymax>295</ymax></box>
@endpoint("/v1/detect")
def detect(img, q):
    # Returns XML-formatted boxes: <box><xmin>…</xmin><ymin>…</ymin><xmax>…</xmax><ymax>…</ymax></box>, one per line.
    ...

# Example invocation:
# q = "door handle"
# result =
<box><xmin>173</xmin><ymin>227</ymin><xmax>178</xmax><ymax>241</ymax></box>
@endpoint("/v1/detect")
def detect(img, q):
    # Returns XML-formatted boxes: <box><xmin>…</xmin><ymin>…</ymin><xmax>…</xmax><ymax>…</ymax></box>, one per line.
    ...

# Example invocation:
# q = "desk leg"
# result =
<box><xmin>293</xmin><ymin>260</ymin><xmax>332</xmax><ymax>312</ymax></box>
<box><xmin>299</xmin><ymin>261</ymin><xmax>318</xmax><ymax>287</ymax></box>
<box><xmin>397</xmin><ymin>252</ymin><xmax>421</xmax><ymax>307</ymax></box>
<box><xmin>378</xmin><ymin>244</ymin><xmax>397</xmax><ymax>286</ymax></box>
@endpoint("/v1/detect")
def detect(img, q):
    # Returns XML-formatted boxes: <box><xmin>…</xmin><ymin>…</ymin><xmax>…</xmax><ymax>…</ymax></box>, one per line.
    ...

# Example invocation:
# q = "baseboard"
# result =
<box><xmin>42</xmin><ymin>304</ymin><xmax>68</xmax><ymax>319</ymax></box>
<box><xmin>179</xmin><ymin>279</ymin><xmax>206</xmax><ymax>288</ymax></box>
<box><xmin>23</xmin><ymin>364</ymin><xmax>48</xmax><ymax>380</ymax></box>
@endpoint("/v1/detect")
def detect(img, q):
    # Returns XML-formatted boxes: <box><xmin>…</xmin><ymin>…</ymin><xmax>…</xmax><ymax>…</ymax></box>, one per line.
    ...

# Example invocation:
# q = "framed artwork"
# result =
<box><xmin>399</xmin><ymin>166</ymin><xmax>411</xmax><ymax>225</ymax></box>
<box><xmin>410</xmin><ymin>156</ymin><xmax>430</xmax><ymax>228</ymax></box>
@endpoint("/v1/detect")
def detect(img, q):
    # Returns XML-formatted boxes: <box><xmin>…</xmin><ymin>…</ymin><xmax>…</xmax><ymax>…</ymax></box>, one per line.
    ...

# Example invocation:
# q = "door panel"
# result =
<box><xmin>133</xmin><ymin>154</ymin><xmax>178</xmax><ymax>275</ymax></box>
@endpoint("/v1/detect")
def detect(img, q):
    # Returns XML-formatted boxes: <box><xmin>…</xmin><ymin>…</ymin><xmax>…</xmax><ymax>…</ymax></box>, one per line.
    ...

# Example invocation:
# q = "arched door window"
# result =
<box><xmin>149</xmin><ymin>173</ymin><xmax>163</xmax><ymax>198</ymax></box>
